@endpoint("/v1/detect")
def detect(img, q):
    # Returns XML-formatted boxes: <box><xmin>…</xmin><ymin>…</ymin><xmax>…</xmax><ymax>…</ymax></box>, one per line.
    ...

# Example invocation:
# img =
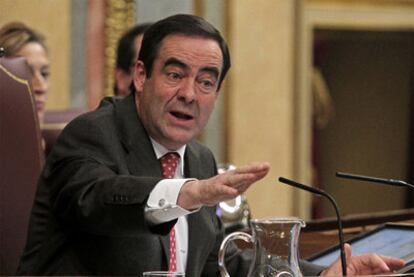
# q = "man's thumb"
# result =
<box><xmin>344</xmin><ymin>243</ymin><xmax>352</xmax><ymax>263</ymax></box>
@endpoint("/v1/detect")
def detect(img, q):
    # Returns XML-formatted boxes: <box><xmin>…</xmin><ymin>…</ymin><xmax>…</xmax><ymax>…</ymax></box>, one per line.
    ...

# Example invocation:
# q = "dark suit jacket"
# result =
<box><xmin>17</xmin><ymin>94</ymin><xmax>323</xmax><ymax>276</ymax></box>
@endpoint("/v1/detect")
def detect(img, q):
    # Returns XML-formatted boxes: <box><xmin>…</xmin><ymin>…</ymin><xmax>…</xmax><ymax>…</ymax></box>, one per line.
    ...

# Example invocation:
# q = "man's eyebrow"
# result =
<box><xmin>164</xmin><ymin>57</ymin><xmax>220</xmax><ymax>79</ymax></box>
<box><xmin>164</xmin><ymin>57</ymin><xmax>188</xmax><ymax>69</ymax></box>
<box><xmin>200</xmin><ymin>66</ymin><xmax>219</xmax><ymax>80</ymax></box>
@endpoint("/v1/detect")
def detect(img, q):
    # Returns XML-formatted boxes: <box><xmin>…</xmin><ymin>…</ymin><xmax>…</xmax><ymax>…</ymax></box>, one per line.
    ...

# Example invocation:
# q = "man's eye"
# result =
<box><xmin>198</xmin><ymin>78</ymin><xmax>216</xmax><ymax>93</ymax></box>
<box><xmin>201</xmin><ymin>80</ymin><xmax>213</xmax><ymax>87</ymax></box>
<box><xmin>167</xmin><ymin>72</ymin><xmax>181</xmax><ymax>80</ymax></box>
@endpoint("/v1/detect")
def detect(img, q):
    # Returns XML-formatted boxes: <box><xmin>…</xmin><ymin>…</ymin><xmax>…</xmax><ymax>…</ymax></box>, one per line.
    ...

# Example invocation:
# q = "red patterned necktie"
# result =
<box><xmin>159</xmin><ymin>152</ymin><xmax>180</xmax><ymax>272</ymax></box>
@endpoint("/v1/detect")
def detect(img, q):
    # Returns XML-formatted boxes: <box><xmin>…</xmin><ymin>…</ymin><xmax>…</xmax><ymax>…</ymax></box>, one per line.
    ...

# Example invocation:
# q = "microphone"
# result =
<box><xmin>336</xmin><ymin>172</ymin><xmax>414</xmax><ymax>189</ymax></box>
<box><xmin>278</xmin><ymin>177</ymin><xmax>347</xmax><ymax>276</ymax></box>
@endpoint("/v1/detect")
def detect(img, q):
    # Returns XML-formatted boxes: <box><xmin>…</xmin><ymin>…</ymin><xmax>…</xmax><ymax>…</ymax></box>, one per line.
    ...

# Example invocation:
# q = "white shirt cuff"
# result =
<box><xmin>145</xmin><ymin>178</ymin><xmax>197</xmax><ymax>224</ymax></box>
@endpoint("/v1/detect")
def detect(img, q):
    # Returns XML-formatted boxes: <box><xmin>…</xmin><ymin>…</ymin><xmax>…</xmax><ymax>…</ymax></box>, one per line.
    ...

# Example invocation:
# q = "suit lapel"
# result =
<box><xmin>114</xmin><ymin>94</ymin><xmax>162</xmax><ymax>178</ymax></box>
<box><xmin>113</xmin><ymin>94</ymin><xmax>171</xmax><ymax>264</ymax></box>
<box><xmin>184</xmin><ymin>144</ymin><xmax>216</xmax><ymax>274</ymax></box>
<box><xmin>184</xmin><ymin>142</ymin><xmax>202</xmax><ymax>179</ymax></box>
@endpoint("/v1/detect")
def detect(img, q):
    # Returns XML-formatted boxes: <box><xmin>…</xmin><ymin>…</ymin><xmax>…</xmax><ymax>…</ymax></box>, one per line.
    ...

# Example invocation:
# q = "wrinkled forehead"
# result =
<box><xmin>156</xmin><ymin>34</ymin><xmax>223</xmax><ymax>70</ymax></box>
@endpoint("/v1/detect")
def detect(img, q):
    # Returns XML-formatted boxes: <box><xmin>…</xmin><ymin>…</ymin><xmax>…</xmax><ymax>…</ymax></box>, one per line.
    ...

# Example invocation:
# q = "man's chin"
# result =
<box><xmin>164</xmin><ymin>131</ymin><xmax>198</xmax><ymax>148</ymax></box>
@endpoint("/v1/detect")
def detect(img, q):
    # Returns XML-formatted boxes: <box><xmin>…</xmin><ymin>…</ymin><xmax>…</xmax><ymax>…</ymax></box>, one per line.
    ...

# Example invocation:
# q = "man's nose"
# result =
<box><xmin>177</xmin><ymin>79</ymin><xmax>196</xmax><ymax>103</ymax></box>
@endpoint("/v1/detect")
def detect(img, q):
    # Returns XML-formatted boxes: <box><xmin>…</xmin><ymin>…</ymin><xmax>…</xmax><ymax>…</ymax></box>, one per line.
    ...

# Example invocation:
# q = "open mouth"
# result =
<box><xmin>170</xmin><ymin>111</ymin><xmax>194</xmax><ymax>120</ymax></box>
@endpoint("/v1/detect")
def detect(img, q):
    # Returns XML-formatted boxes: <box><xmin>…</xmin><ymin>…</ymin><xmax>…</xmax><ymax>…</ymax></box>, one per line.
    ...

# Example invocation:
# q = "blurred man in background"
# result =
<box><xmin>114</xmin><ymin>23</ymin><xmax>151</xmax><ymax>97</ymax></box>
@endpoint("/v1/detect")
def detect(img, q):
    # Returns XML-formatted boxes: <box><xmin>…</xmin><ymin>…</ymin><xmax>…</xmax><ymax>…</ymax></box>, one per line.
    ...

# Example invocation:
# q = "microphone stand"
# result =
<box><xmin>278</xmin><ymin>177</ymin><xmax>347</xmax><ymax>276</ymax></box>
<box><xmin>336</xmin><ymin>172</ymin><xmax>414</xmax><ymax>190</ymax></box>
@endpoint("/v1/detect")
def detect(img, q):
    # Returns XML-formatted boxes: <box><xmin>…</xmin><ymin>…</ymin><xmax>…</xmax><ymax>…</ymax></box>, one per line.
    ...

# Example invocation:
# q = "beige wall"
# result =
<box><xmin>0</xmin><ymin>0</ymin><xmax>71</xmax><ymax>111</ymax></box>
<box><xmin>226</xmin><ymin>0</ymin><xmax>299</xmax><ymax>218</ymax></box>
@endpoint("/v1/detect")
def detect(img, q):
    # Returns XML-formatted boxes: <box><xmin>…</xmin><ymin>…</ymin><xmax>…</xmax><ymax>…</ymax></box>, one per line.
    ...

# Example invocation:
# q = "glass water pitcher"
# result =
<box><xmin>218</xmin><ymin>217</ymin><xmax>305</xmax><ymax>277</ymax></box>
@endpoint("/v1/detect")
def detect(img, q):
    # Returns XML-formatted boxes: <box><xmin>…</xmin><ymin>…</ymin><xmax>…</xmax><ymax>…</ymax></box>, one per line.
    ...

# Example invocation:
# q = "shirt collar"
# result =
<box><xmin>150</xmin><ymin>138</ymin><xmax>186</xmax><ymax>176</ymax></box>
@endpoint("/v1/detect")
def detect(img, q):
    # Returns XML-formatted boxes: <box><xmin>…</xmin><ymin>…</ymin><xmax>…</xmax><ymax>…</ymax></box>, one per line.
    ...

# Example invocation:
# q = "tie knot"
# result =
<box><xmin>160</xmin><ymin>152</ymin><xmax>180</xmax><ymax>178</ymax></box>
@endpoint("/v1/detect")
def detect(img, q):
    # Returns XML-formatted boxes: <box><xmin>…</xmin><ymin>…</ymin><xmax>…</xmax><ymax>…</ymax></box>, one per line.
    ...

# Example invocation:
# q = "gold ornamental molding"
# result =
<box><xmin>305</xmin><ymin>0</ymin><xmax>414</xmax><ymax>30</ymax></box>
<box><xmin>307</xmin><ymin>0</ymin><xmax>414</xmax><ymax>7</ymax></box>
<box><xmin>104</xmin><ymin>0</ymin><xmax>136</xmax><ymax>97</ymax></box>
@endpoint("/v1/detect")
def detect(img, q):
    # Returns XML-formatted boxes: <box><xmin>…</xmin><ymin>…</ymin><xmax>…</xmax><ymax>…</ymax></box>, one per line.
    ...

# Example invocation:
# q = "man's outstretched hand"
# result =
<box><xmin>177</xmin><ymin>162</ymin><xmax>270</xmax><ymax>210</ymax></box>
<box><xmin>320</xmin><ymin>243</ymin><xmax>405</xmax><ymax>276</ymax></box>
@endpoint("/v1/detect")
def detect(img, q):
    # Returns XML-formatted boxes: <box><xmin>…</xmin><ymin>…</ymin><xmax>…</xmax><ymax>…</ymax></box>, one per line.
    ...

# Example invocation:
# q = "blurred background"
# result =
<box><xmin>2</xmin><ymin>0</ymin><xmax>414</xmax><ymax>221</ymax></box>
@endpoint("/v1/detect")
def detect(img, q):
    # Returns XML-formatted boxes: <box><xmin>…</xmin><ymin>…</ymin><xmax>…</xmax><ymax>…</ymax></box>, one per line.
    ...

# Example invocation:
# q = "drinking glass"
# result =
<box><xmin>142</xmin><ymin>271</ymin><xmax>185</xmax><ymax>277</ymax></box>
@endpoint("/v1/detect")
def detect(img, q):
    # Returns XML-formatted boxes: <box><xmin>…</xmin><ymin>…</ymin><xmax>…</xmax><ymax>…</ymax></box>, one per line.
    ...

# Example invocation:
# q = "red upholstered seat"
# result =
<box><xmin>0</xmin><ymin>56</ymin><xmax>44</xmax><ymax>274</ymax></box>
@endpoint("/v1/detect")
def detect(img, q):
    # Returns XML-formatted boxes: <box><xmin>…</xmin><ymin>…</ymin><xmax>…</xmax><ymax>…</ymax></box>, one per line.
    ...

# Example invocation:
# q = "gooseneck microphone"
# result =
<box><xmin>278</xmin><ymin>177</ymin><xmax>347</xmax><ymax>276</ymax></box>
<box><xmin>336</xmin><ymin>172</ymin><xmax>414</xmax><ymax>189</ymax></box>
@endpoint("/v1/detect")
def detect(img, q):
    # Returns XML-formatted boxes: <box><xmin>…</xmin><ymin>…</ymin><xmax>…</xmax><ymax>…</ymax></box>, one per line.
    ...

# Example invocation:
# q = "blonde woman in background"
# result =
<box><xmin>0</xmin><ymin>22</ymin><xmax>50</xmax><ymax>124</ymax></box>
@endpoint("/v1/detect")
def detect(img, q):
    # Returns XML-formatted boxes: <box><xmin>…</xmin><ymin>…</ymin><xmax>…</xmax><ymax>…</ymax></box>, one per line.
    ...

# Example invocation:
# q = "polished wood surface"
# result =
<box><xmin>304</xmin><ymin>208</ymin><xmax>414</xmax><ymax>232</ymax></box>
<box><xmin>299</xmin><ymin>208</ymin><xmax>414</xmax><ymax>259</ymax></box>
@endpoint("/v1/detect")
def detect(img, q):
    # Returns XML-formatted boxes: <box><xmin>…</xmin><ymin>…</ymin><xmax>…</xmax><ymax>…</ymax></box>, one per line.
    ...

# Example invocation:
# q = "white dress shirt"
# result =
<box><xmin>145</xmin><ymin>138</ymin><xmax>196</xmax><ymax>273</ymax></box>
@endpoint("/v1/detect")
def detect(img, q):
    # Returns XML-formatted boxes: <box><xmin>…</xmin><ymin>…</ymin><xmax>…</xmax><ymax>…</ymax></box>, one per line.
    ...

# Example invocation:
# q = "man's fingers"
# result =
<box><xmin>223</xmin><ymin>163</ymin><xmax>270</xmax><ymax>188</ymax></box>
<box><xmin>344</xmin><ymin>243</ymin><xmax>352</xmax><ymax>261</ymax></box>
<box><xmin>228</xmin><ymin>173</ymin><xmax>253</xmax><ymax>183</ymax></box>
<box><xmin>376</xmin><ymin>255</ymin><xmax>405</xmax><ymax>271</ymax></box>
<box><xmin>199</xmin><ymin>182</ymin><xmax>239</xmax><ymax>206</ymax></box>
<box><xmin>234</xmin><ymin>162</ymin><xmax>270</xmax><ymax>174</ymax></box>
<box><xmin>320</xmin><ymin>242</ymin><xmax>405</xmax><ymax>276</ymax></box>
<box><xmin>186</xmin><ymin>161</ymin><xmax>270</xmax><ymax>207</ymax></box>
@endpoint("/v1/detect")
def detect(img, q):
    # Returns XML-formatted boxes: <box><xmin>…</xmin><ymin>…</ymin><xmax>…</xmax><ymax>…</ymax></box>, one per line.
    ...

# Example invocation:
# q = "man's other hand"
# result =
<box><xmin>320</xmin><ymin>243</ymin><xmax>405</xmax><ymax>276</ymax></box>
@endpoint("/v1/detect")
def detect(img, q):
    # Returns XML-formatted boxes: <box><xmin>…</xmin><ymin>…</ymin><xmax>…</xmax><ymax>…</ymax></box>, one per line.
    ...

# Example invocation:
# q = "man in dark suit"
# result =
<box><xmin>18</xmin><ymin>14</ymin><xmax>404</xmax><ymax>276</ymax></box>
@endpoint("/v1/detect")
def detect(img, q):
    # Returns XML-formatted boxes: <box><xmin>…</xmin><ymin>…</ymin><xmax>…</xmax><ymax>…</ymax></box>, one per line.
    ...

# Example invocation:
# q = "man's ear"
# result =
<box><xmin>133</xmin><ymin>60</ymin><xmax>146</xmax><ymax>93</ymax></box>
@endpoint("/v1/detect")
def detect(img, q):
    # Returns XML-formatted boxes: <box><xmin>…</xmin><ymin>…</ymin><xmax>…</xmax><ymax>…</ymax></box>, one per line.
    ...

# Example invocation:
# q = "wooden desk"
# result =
<box><xmin>299</xmin><ymin>208</ymin><xmax>414</xmax><ymax>259</ymax></box>
<box><xmin>300</xmin><ymin>228</ymin><xmax>362</xmax><ymax>259</ymax></box>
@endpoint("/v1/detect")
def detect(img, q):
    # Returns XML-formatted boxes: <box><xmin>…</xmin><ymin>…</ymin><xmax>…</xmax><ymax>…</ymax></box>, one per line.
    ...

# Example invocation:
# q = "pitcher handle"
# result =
<box><xmin>218</xmin><ymin>231</ymin><xmax>253</xmax><ymax>277</ymax></box>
